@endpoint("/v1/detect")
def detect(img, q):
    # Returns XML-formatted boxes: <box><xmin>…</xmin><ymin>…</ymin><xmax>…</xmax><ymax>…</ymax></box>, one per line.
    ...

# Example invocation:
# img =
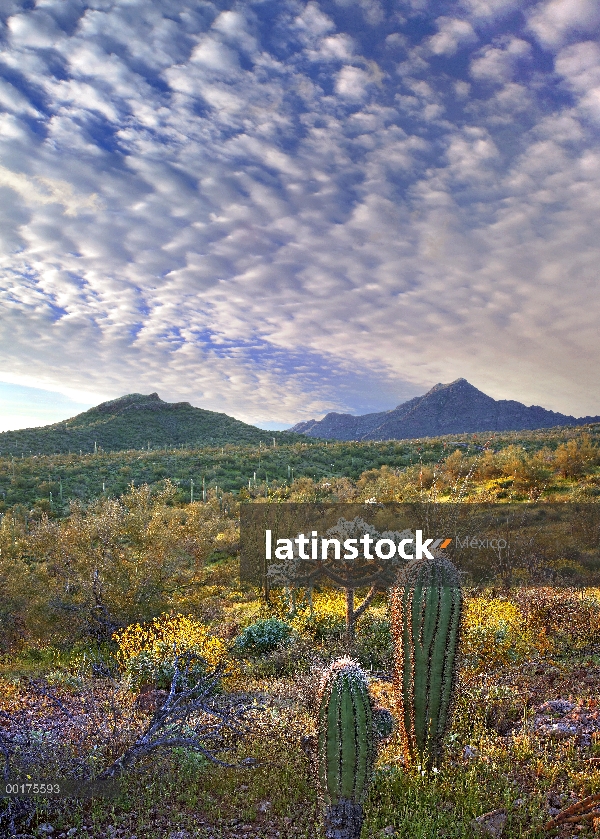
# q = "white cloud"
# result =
<box><xmin>7</xmin><ymin>10</ymin><xmax>64</xmax><ymax>48</ymax></box>
<box><xmin>211</xmin><ymin>10</ymin><xmax>258</xmax><ymax>55</ymax></box>
<box><xmin>528</xmin><ymin>0</ymin><xmax>600</xmax><ymax>50</ymax></box>
<box><xmin>470</xmin><ymin>37</ymin><xmax>532</xmax><ymax>83</ymax></box>
<box><xmin>335</xmin><ymin>65</ymin><xmax>371</xmax><ymax>99</ymax></box>
<box><xmin>428</xmin><ymin>17</ymin><xmax>477</xmax><ymax>56</ymax></box>
<box><xmin>445</xmin><ymin>127</ymin><xmax>500</xmax><ymax>179</ymax></box>
<box><xmin>555</xmin><ymin>41</ymin><xmax>600</xmax><ymax>122</ymax></box>
<box><xmin>0</xmin><ymin>79</ymin><xmax>42</xmax><ymax>116</ymax></box>
<box><xmin>0</xmin><ymin>167</ymin><xmax>101</xmax><ymax>217</ymax></box>
<box><xmin>191</xmin><ymin>37</ymin><xmax>241</xmax><ymax>73</ymax></box>
<box><xmin>294</xmin><ymin>2</ymin><xmax>335</xmax><ymax>39</ymax></box>
<box><xmin>309</xmin><ymin>33</ymin><xmax>355</xmax><ymax>61</ymax></box>
<box><xmin>0</xmin><ymin>0</ymin><xmax>599</xmax><ymax>425</ymax></box>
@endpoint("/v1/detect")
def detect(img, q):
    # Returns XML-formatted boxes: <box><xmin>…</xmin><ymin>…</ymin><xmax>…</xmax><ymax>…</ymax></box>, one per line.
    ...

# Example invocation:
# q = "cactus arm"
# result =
<box><xmin>350</xmin><ymin>676</ymin><xmax>372</xmax><ymax>801</ymax></box>
<box><xmin>425</xmin><ymin>586</ymin><xmax>454</xmax><ymax>762</ymax></box>
<box><xmin>391</xmin><ymin>555</ymin><xmax>463</xmax><ymax>769</ymax></box>
<box><xmin>339</xmin><ymin>677</ymin><xmax>357</xmax><ymax>799</ymax></box>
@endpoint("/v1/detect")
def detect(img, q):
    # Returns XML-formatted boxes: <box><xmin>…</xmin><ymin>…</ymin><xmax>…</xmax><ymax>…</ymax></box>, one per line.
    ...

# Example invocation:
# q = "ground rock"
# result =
<box><xmin>471</xmin><ymin>808</ymin><xmax>507</xmax><ymax>838</ymax></box>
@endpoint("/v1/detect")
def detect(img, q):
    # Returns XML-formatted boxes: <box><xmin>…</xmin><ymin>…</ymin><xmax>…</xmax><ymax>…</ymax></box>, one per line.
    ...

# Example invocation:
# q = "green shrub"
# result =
<box><xmin>356</xmin><ymin>617</ymin><xmax>393</xmax><ymax>672</ymax></box>
<box><xmin>232</xmin><ymin>617</ymin><xmax>293</xmax><ymax>657</ymax></box>
<box><xmin>123</xmin><ymin>646</ymin><xmax>210</xmax><ymax>692</ymax></box>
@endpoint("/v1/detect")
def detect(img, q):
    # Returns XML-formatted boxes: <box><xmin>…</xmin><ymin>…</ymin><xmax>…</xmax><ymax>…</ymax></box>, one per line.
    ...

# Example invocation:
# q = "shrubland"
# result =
<box><xmin>0</xmin><ymin>426</ymin><xmax>599</xmax><ymax>837</ymax></box>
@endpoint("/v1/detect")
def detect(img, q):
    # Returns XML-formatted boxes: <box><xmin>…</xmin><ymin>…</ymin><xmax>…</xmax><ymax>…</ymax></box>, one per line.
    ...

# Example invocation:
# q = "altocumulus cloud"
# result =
<box><xmin>0</xmin><ymin>0</ymin><xmax>599</xmax><ymax>430</ymax></box>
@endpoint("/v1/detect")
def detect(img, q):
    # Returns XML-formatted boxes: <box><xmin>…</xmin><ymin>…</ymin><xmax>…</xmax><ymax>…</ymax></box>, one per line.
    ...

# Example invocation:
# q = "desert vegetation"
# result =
<box><xmin>1</xmin><ymin>426</ymin><xmax>600</xmax><ymax>837</ymax></box>
<box><xmin>1</xmin><ymin>425</ymin><xmax>599</xmax><ymax>514</ymax></box>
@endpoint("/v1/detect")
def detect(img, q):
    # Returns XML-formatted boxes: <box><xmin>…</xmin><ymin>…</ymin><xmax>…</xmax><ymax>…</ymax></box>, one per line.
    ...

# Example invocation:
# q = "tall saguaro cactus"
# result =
<box><xmin>390</xmin><ymin>555</ymin><xmax>462</xmax><ymax>770</ymax></box>
<box><xmin>316</xmin><ymin>658</ymin><xmax>377</xmax><ymax>839</ymax></box>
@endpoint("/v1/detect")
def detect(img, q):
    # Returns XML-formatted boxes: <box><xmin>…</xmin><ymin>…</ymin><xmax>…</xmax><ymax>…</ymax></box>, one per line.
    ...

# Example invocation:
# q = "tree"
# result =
<box><xmin>21</xmin><ymin>482</ymin><xmax>237</xmax><ymax>645</ymax></box>
<box><xmin>266</xmin><ymin>516</ymin><xmax>410</xmax><ymax>647</ymax></box>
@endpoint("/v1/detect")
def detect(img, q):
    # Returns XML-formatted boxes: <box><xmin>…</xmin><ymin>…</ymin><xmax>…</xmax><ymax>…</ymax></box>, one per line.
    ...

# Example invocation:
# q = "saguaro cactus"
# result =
<box><xmin>390</xmin><ymin>555</ymin><xmax>462</xmax><ymax>770</ymax></box>
<box><xmin>316</xmin><ymin>658</ymin><xmax>377</xmax><ymax>839</ymax></box>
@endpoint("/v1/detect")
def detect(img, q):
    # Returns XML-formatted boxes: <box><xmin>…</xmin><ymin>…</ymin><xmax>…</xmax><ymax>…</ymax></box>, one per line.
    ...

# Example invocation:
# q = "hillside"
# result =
<box><xmin>290</xmin><ymin>378</ymin><xmax>600</xmax><ymax>441</ymax></box>
<box><xmin>1</xmin><ymin>423</ymin><xmax>598</xmax><ymax>513</ymax></box>
<box><xmin>0</xmin><ymin>392</ymin><xmax>308</xmax><ymax>455</ymax></box>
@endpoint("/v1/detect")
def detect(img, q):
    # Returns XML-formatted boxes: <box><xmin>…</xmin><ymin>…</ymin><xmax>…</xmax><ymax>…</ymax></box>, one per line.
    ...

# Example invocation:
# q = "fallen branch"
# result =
<box><xmin>94</xmin><ymin>653</ymin><xmax>263</xmax><ymax>783</ymax></box>
<box><xmin>543</xmin><ymin>792</ymin><xmax>600</xmax><ymax>831</ymax></box>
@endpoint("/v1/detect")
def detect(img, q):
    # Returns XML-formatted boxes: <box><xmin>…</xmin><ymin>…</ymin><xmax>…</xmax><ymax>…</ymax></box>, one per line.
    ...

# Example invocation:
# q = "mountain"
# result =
<box><xmin>289</xmin><ymin>379</ymin><xmax>600</xmax><ymax>441</ymax></box>
<box><xmin>0</xmin><ymin>392</ymin><xmax>307</xmax><ymax>455</ymax></box>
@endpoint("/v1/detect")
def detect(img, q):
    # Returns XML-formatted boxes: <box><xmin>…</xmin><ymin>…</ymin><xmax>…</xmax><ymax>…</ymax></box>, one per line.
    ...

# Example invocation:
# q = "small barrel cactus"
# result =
<box><xmin>390</xmin><ymin>554</ymin><xmax>462</xmax><ymax>770</ymax></box>
<box><xmin>316</xmin><ymin>658</ymin><xmax>377</xmax><ymax>839</ymax></box>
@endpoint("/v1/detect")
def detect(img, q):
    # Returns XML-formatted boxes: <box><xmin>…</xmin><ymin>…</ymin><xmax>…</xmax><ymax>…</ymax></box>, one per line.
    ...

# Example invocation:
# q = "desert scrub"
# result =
<box><xmin>286</xmin><ymin>588</ymin><xmax>348</xmax><ymax>640</ymax></box>
<box><xmin>232</xmin><ymin>617</ymin><xmax>294</xmax><ymax>657</ymax></box>
<box><xmin>113</xmin><ymin>612</ymin><xmax>240</xmax><ymax>691</ymax></box>
<box><xmin>513</xmin><ymin>587</ymin><xmax>600</xmax><ymax>656</ymax></box>
<box><xmin>461</xmin><ymin>595</ymin><xmax>550</xmax><ymax>675</ymax></box>
<box><xmin>355</xmin><ymin>614</ymin><xmax>393</xmax><ymax>673</ymax></box>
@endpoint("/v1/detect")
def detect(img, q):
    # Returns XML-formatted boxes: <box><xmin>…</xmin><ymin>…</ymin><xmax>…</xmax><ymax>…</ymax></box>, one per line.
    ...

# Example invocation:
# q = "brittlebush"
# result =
<box><xmin>113</xmin><ymin>612</ymin><xmax>241</xmax><ymax>691</ymax></box>
<box><xmin>460</xmin><ymin>596</ymin><xmax>551</xmax><ymax>675</ymax></box>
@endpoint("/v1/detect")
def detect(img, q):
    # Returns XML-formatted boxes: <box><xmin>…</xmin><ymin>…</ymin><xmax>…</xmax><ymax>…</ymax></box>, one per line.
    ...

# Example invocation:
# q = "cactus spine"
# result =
<box><xmin>316</xmin><ymin>658</ymin><xmax>376</xmax><ymax>839</ymax></box>
<box><xmin>390</xmin><ymin>554</ymin><xmax>462</xmax><ymax>770</ymax></box>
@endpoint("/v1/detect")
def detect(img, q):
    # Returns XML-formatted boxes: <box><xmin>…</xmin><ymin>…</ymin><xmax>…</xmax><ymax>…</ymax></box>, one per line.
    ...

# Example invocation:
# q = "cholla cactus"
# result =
<box><xmin>316</xmin><ymin>658</ymin><xmax>377</xmax><ymax>839</ymax></box>
<box><xmin>390</xmin><ymin>555</ymin><xmax>462</xmax><ymax>770</ymax></box>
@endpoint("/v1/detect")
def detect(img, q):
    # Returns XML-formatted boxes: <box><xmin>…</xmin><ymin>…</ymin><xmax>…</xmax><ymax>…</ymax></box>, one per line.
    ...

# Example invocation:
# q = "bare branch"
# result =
<box><xmin>352</xmin><ymin>584</ymin><xmax>380</xmax><ymax>622</ymax></box>
<box><xmin>94</xmin><ymin>654</ymin><xmax>264</xmax><ymax>784</ymax></box>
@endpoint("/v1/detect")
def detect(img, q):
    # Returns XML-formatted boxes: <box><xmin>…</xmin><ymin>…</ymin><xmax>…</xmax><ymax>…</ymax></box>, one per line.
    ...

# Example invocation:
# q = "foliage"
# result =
<box><xmin>1</xmin><ymin>424</ymin><xmax>597</xmax><ymax>512</ymax></box>
<box><xmin>232</xmin><ymin>617</ymin><xmax>294</xmax><ymax>658</ymax></box>
<box><xmin>355</xmin><ymin>615</ymin><xmax>393</xmax><ymax>673</ymax></box>
<box><xmin>273</xmin><ymin>587</ymin><xmax>347</xmax><ymax>641</ymax></box>
<box><xmin>267</xmin><ymin>516</ymin><xmax>409</xmax><ymax>645</ymax></box>
<box><xmin>5</xmin><ymin>483</ymin><xmax>237</xmax><ymax>647</ymax></box>
<box><xmin>6</xmin><ymin>541</ymin><xmax>600</xmax><ymax>837</ymax></box>
<box><xmin>512</xmin><ymin>587</ymin><xmax>600</xmax><ymax>655</ymax></box>
<box><xmin>114</xmin><ymin>612</ymin><xmax>238</xmax><ymax>691</ymax></box>
<box><xmin>460</xmin><ymin>596</ymin><xmax>551</xmax><ymax>673</ymax></box>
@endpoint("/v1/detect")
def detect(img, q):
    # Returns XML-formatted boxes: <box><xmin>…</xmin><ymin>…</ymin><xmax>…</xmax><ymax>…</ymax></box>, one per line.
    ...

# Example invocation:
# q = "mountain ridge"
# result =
<box><xmin>0</xmin><ymin>392</ymin><xmax>308</xmax><ymax>455</ymax></box>
<box><xmin>289</xmin><ymin>378</ymin><xmax>600</xmax><ymax>441</ymax></box>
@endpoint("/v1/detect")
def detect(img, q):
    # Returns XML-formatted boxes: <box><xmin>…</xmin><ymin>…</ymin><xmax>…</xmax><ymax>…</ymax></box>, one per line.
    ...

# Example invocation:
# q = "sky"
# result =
<box><xmin>0</xmin><ymin>0</ymin><xmax>599</xmax><ymax>433</ymax></box>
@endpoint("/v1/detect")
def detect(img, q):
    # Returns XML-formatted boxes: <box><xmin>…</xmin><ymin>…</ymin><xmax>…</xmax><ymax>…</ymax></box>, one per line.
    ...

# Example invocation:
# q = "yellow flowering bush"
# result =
<box><xmin>113</xmin><ymin>612</ymin><xmax>240</xmax><ymax>692</ymax></box>
<box><xmin>286</xmin><ymin>588</ymin><xmax>347</xmax><ymax>640</ymax></box>
<box><xmin>460</xmin><ymin>596</ymin><xmax>550</xmax><ymax>674</ymax></box>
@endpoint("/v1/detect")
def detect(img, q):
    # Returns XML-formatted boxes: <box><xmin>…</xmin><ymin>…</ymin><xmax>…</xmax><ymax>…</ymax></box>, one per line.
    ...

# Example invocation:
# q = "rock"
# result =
<box><xmin>548</xmin><ymin>722</ymin><xmax>577</xmax><ymax>740</ymax></box>
<box><xmin>538</xmin><ymin>700</ymin><xmax>574</xmax><ymax>714</ymax></box>
<box><xmin>167</xmin><ymin>832</ymin><xmax>190</xmax><ymax>839</ymax></box>
<box><xmin>471</xmin><ymin>809</ymin><xmax>507</xmax><ymax>838</ymax></box>
<box><xmin>463</xmin><ymin>745</ymin><xmax>478</xmax><ymax>759</ymax></box>
<box><xmin>67</xmin><ymin>831</ymin><xmax>78</xmax><ymax>838</ymax></box>
<box><xmin>38</xmin><ymin>826</ymin><xmax>55</xmax><ymax>836</ymax></box>
<box><xmin>300</xmin><ymin>734</ymin><xmax>316</xmax><ymax>756</ymax></box>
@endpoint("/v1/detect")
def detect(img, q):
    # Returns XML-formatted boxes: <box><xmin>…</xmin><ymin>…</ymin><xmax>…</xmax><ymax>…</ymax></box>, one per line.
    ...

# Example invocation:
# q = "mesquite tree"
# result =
<box><xmin>267</xmin><ymin>516</ymin><xmax>411</xmax><ymax>647</ymax></box>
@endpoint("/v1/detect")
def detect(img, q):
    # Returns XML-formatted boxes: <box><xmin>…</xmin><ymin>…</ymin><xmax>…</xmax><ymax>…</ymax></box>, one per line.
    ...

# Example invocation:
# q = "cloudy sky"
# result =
<box><xmin>0</xmin><ymin>0</ymin><xmax>599</xmax><ymax>432</ymax></box>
